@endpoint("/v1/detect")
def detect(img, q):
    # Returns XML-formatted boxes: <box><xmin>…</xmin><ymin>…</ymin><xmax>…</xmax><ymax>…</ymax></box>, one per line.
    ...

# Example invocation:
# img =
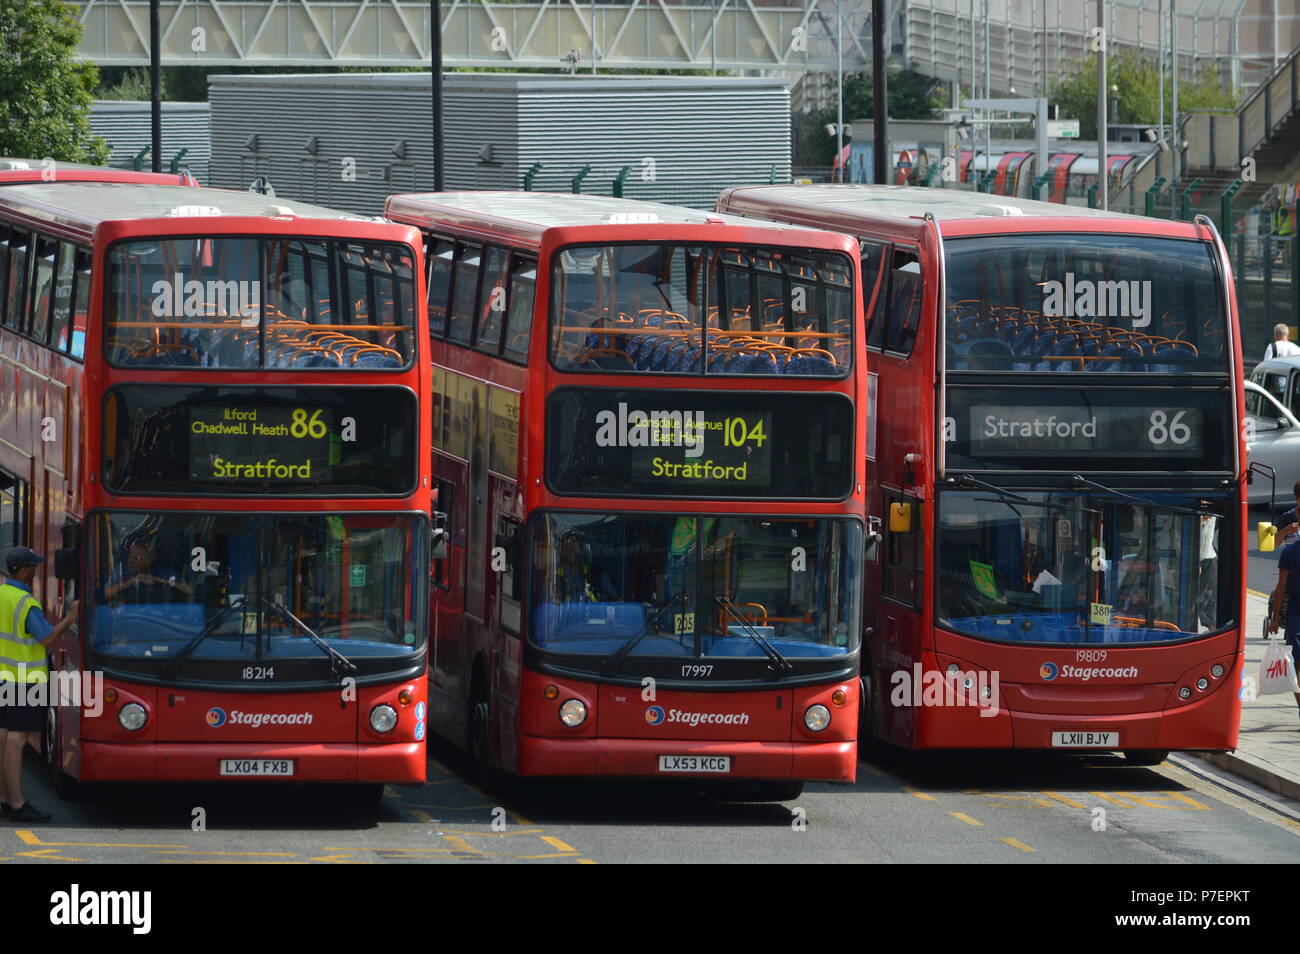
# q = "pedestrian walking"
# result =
<box><xmin>1264</xmin><ymin>323</ymin><xmax>1300</xmax><ymax>360</ymax></box>
<box><xmin>1267</xmin><ymin>533</ymin><xmax>1300</xmax><ymax>720</ymax></box>
<box><xmin>0</xmin><ymin>546</ymin><xmax>78</xmax><ymax>823</ymax></box>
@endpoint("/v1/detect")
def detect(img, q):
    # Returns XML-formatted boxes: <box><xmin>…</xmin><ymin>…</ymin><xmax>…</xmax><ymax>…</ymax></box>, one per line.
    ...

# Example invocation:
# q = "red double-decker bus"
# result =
<box><xmin>0</xmin><ymin>182</ymin><xmax>430</xmax><ymax>796</ymax></box>
<box><xmin>719</xmin><ymin>185</ymin><xmax>1244</xmax><ymax>764</ymax></box>
<box><xmin>385</xmin><ymin>192</ymin><xmax>865</xmax><ymax>798</ymax></box>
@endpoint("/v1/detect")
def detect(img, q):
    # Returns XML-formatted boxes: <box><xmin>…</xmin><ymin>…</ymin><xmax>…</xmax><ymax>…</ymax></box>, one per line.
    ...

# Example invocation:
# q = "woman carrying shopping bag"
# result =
<box><xmin>1266</xmin><ymin>541</ymin><xmax>1300</xmax><ymax>710</ymax></box>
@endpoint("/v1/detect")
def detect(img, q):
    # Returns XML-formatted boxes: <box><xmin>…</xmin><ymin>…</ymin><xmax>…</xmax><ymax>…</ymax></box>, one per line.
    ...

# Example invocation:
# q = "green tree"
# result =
<box><xmin>1051</xmin><ymin>51</ymin><xmax>1238</xmax><ymax>140</ymax></box>
<box><xmin>0</xmin><ymin>0</ymin><xmax>108</xmax><ymax>162</ymax></box>
<box><xmin>798</xmin><ymin>65</ymin><xmax>945</xmax><ymax>166</ymax></box>
<box><xmin>98</xmin><ymin>67</ymin><xmax>167</xmax><ymax>102</ymax></box>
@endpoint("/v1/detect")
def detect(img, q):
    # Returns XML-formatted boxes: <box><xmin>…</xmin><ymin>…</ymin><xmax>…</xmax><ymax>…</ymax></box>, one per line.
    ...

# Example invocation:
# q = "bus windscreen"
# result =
<box><xmin>546</xmin><ymin>389</ymin><xmax>853</xmax><ymax>499</ymax></box>
<box><xmin>107</xmin><ymin>237</ymin><xmax>416</xmax><ymax>369</ymax></box>
<box><xmin>550</xmin><ymin>244</ymin><xmax>853</xmax><ymax>376</ymax></box>
<box><xmin>944</xmin><ymin>234</ymin><xmax>1228</xmax><ymax>373</ymax></box>
<box><xmin>104</xmin><ymin>385</ymin><xmax>417</xmax><ymax>495</ymax></box>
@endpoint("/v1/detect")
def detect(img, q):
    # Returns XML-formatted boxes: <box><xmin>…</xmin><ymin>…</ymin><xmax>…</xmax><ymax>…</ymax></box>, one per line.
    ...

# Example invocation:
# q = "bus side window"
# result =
<box><xmin>69</xmin><ymin>247</ymin><xmax>92</xmax><ymax>360</ymax></box>
<box><xmin>474</xmin><ymin>246</ymin><xmax>510</xmax><ymax>356</ymax></box>
<box><xmin>426</xmin><ymin>238</ymin><xmax>454</xmax><ymax>340</ymax></box>
<box><xmin>0</xmin><ymin>469</ymin><xmax>29</xmax><ymax>550</ymax></box>
<box><xmin>884</xmin><ymin>248</ymin><xmax>921</xmax><ymax>357</ymax></box>
<box><xmin>447</xmin><ymin>243</ymin><xmax>482</xmax><ymax>347</ymax></box>
<box><xmin>883</xmin><ymin>492</ymin><xmax>921</xmax><ymax>608</ymax></box>
<box><xmin>496</xmin><ymin>516</ymin><xmax>523</xmax><ymax>634</ymax></box>
<box><xmin>27</xmin><ymin>235</ymin><xmax>58</xmax><ymax>345</ymax></box>
<box><xmin>503</xmin><ymin>257</ymin><xmax>536</xmax><ymax>364</ymax></box>
<box><xmin>432</xmin><ymin>478</ymin><xmax>453</xmax><ymax>589</ymax></box>
<box><xmin>5</xmin><ymin>229</ymin><xmax>31</xmax><ymax>332</ymax></box>
<box><xmin>49</xmin><ymin>240</ymin><xmax>75</xmax><ymax>353</ymax></box>
<box><xmin>861</xmin><ymin>241</ymin><xmax>889</xmax><ymax>351</ymax></box>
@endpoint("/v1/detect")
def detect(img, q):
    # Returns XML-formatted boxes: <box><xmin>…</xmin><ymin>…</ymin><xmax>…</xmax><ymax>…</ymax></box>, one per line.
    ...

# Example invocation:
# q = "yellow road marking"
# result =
<box><xmin>408</xmin><ymin>809</ymin><xmax>436</xmax><ymax>824</ymax></box>
<box><xmin>577</xmin><ymin>858</ymin><xmax>597</xmax><ymax>864</ymax></box>
<box><xmin>969</xmin><ymin>790</ymin><xmax>1056</xmax><ymax>808</ymax></box>
<box><xmin>540</xmin><ymin>835</ymin><xmax>576</xmax><ymax>852</ymax></box>
<box><xmin>441</xmin><ymin>834</ymin><xmax>484</xmax><ymax>855</ymax></box>
<box><xmin>510</xmin><ymin>810</ymin><xmax>535</xmax><ymax>825</ymax></box>
<box><xmin>437</xmin><ymin>828</ymin><xmax>545</xmax><ymax>838</ymax></box>
<box><xmin>903</xmin><ymin>787</ymin><xmax>935</xmax><ymax>801</ymax></box>
<box><xmin>160</xmin><ymin>860</ymin><xmax>308</xmax><ymax>865</ymax></box>
<box><xmin>149</xmin><ymin>849</ymin><xmax>299</xmax><ymax>857</ymax></box>
<box><xmin>463</xmin><ymin>783</ymin><xmax>488</xmax><ymax>798</ymax></box>
<box><xmin>14</xmin><ymin>830</ymin><xmax>169</xmax><ymax>849</ymax></box>
<box><xmin>1042</xmin><ymin>791</ymin><xmax>1087</xmax><ymax>809</ymax></box>
<box><xmin>1247</xmin><ymin>588</ymin><xmax>1271</xmax><ymax>599</ymax></box>
<box><xmin>516</xmin><ymin>852</ymin><xmax>584</xmax><ymax>860</ymax></box>
<box><xmin>1002</xmin><ymin>837</ymin><xmax>1036</xmax><ymax>853</ymax></box>
<box><xmin>310</xmin><ymin>853</ymin><xmax>359</xmax><ymax>863</ymax></box>
<box><xmin>949</xmin><ymin>812</ymin><xmax>983</xmax><ymax>827</ymax></box>
<box><xmin>858</xmin><ymin>763</ymin><xmax>887</xmax><ymax>778</ymax></box>
<box><xmin>18</xmin><ymin>848</ymin><xmax>83</xmax><ymax>861</ymax></box>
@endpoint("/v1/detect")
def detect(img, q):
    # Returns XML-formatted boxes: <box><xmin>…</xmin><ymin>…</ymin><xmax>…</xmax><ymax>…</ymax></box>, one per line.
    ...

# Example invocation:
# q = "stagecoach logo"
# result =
<box><xmin>1040</xmin><ymin>662</ymin><xmax>1059</xmax><ymax>681</ymax></box>
<box><xmin>205</xmin><ymin>706</ymin><xmax>228</xmax><ymax>727</ymax></box>
<box><xmin>644</xmin><ymin>706</ymin><xmax>751</xmax><ymax>727</ymax></box>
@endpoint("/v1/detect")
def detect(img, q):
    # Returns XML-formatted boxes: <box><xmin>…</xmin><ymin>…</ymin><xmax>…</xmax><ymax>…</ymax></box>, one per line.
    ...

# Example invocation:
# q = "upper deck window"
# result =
<box><xmin>550</xmin><ymin>243</ymin><xmax>853</xmax><ymax>377</ymax></box>
<box><xmin>107</xmin><ymin>237</ymin><xmax>416</xmax><ymax>370</ymax></box>
<box><xmin>945</xmin><ymin>234</ymin><xmax>1228</xmax><ymax>374</ymax></box>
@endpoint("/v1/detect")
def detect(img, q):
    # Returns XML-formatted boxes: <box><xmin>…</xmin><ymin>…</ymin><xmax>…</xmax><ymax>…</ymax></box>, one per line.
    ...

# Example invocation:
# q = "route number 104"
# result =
<box><xmin>722</xmin><ymin>416</ymin><xmax>766</xmax><ymax>447</ymax></box>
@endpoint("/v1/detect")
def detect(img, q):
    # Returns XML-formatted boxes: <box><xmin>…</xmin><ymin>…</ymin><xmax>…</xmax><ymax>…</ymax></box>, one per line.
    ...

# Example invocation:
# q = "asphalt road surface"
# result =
<box><xmin>4</xmin><ymin>739</ymin><xmax>1298</xmax><ymax>864</ymax></box>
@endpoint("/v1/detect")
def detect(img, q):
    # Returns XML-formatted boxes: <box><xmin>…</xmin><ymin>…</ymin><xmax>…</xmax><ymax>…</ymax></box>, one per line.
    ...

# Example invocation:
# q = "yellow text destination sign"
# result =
<box><xmin>189</xmin><ymin>405</ymin><xmax>331</xmax><ymax>482</ymax></box>
<box><xmin>547</xmin><ymin>388</ymin><xmax>853</xmax><ymax>500</ymax></box>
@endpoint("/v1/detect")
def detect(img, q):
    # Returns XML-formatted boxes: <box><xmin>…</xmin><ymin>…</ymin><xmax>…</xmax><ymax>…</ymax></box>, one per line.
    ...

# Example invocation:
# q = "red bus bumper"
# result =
<box><xmin>516</xmin><ymin>736</ymin><xmax>855</xmax><ymax>782</ymax></box>
<box><xmin>79</xmin><ymin>741</ymin><xmax>425</xmax><ymax>784</ymax></box>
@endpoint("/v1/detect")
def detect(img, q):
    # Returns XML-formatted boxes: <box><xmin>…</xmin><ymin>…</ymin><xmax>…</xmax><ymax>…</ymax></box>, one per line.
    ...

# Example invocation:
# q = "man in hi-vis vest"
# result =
<box><xmin>0</xmin><ymin>547</ymin><xmax>77</xmax><ymax>823</ymax></box>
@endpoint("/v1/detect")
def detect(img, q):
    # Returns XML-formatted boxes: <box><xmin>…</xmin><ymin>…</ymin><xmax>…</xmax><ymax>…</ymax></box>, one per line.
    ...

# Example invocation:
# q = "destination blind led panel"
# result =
<box><xmin>546</xmin><ymin>388</ymin><xmax>853</xmax><ymax>499</ymax></box>
<box><xmin>104</xmin><ymin>385</ymin><xmax>417</xmax><ymax>495</ymax></box>
<box><xmin>944</xmin><ymin>387</ymin><xmax>1232</xmax><ymax>472</ymax></box>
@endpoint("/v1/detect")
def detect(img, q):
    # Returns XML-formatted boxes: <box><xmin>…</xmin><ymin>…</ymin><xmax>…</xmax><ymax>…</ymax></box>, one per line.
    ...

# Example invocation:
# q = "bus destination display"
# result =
<box><xmin>189</xmin><ymin>405</ymin><xmax>333</xmax><ymax>481</ymax></box>
<box><xmin>969</xmin><ymin>405</ymin><xmax>1205</xmax><ymax>456</ymax></box>
<box><xmin>547</xmin><ymin>389</ymin><xmax>852</xmax><ymax>499</ymax></box>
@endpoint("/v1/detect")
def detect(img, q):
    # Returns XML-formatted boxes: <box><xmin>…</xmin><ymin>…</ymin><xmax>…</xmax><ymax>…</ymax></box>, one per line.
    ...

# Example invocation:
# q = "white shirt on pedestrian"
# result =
<box><xmin>1265</xmin><ymin>339</ymin><xmax>1300</xmax><ymax>359</ymax></box>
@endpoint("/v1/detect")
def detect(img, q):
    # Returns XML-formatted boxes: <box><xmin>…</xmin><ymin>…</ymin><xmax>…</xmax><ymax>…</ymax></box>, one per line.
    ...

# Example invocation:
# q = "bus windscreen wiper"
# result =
<box><xmin>165</xmin><ymin>597</ymin><xmax>246</xmax><ymax>678</ymax></box>
<box><xmin>1071</xmin><ymin>475</ymin><xmax>1215</xmax><ymax>517</ymax></box>
<box><xmin>601</xmin><ymin>591</ymin><xmax>687</xmax><ymax>674</ymax></box>
<box><xmin>715</xmin><ymin>596</ymin><xmax>792</xmax><ymax>674</ymax></box>
<box><xmin>956</xmin><ymin>474</ymin><xmax>1098</xmax><ymax>513</ymax></box>
<box><xmin>265</xmin><ymin>597</ymin><xmax>357</xmax><ymax>684</ymax></box>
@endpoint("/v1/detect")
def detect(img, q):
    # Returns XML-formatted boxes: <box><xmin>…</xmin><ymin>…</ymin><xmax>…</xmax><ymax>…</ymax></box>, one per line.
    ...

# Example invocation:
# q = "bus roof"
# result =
<box><xmin>386</xmin><ymin>191</ymin><xmax>845</xmax><ymax>248</ymax></box>
<box><xmin>0</xmin><ymin>158</ymin><xmax>197</xmax><ymax>187</ymax></box>
<box><xmin>720</xmin><ymin>184</ymin><xmax>1210</xmax><ymax>239</ymax></box>
<box><xmin>0</xmin><ymin>182</ymin><xmax>381</xmax><ymax>232</ymax></box>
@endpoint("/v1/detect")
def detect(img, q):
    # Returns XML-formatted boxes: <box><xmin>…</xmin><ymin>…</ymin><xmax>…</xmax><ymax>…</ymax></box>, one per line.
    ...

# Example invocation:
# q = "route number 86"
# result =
<box><xmin>291</xmin><ymin>408</ymin><xmax>328</xmax><ymax>439</ymax></box>
<box><xmin>1148</xmin><ymin>410</ymin><xmax>1190</xmax><ymax>446</ymax></box>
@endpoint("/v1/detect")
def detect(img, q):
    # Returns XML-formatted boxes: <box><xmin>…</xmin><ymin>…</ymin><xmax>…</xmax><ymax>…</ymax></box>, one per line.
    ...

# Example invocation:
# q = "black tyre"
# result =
<box><xmin>44</xmin><ymin>708</ymin><xmax>80</xmax><ymax>801</ymax></box>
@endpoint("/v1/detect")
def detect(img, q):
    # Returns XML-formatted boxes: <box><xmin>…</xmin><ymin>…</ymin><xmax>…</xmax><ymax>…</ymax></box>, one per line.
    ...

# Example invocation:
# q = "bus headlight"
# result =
<box><xmin>1196</xmin><ymin>677</ymin><xmax>1209</xmax><ymax>691</ymax></box>
<box><xmin>1210</xmin><ymin>664</ymin><xmax>1225</xmax><ymax>679</ymax></box>
<box><xmin>369</xmin><ymin>704</ymin><xmax>398</xmax><ymax>733</ymax></box>
<box><xmin>559</xmin><ymin>699</ymin><xmax>587</xmax><ymax>727</ymax></box>
<box><xmin>1178</xmin><ymin>686</ymin><xmax>1192</xmax><ymax>700</ymax></box>
<box><xmin>119</xmin><ymin>703</ymin><xmax>147</xmax><ymax>732</ymax></box>
<box><xmin>804</xmin><ymin>704</ymin><xmax>831</xmax><ymax>732</ymax></box>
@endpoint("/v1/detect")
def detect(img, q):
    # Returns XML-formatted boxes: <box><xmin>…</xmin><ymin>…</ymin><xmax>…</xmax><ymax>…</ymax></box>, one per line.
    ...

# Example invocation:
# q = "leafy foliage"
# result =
<box><xmin>0</xmin><ymin>0</ymin><xmax>108</xmax><ymax>162</ymax></box>
<box><xmin>1052</xmin><ymin>51</ymin><xmax>1239</xmax><ymax>140</ymax></box>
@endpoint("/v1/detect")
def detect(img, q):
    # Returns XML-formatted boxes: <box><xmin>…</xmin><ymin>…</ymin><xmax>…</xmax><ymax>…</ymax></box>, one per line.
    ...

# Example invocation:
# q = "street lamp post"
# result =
<box><xmin>1097</xmin><ymin>0</ymin><xmax>1107</xmax><ymax>209</ymax></box>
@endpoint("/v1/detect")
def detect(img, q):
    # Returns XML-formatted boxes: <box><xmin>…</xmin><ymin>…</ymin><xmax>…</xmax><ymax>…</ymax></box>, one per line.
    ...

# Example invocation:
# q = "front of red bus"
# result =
<box><xmin>64</xmin><ymin>189</ymin><xmax>430</xmax><ymax>789</ymax></box>
<box><xmin>926</xmin><ymin>216</ymin><xmax>1245</xmax><ymax>760</ymax></box>
<box><xmin>515</xmin><ymin>218</ymin><xmax>865</xmax><ymax>796</ymax></box>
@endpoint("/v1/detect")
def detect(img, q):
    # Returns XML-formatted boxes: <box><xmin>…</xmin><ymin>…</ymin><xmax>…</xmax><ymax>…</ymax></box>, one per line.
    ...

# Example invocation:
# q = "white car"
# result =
<box><xmin>1245</xmin><ymin>379</ymin><xmax>1300</xmax><ymax>505</ymax></box>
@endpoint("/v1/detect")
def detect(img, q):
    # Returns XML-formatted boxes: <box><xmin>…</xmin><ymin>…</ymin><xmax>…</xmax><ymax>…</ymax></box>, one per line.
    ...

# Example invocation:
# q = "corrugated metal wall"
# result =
<box><xmin>89</xmin><ymin>102</ymin><xmax>211</xmax><ymax>182</ymax></box>
<box><xmin>207</xmin><ymin>73</ymin><xmax>789</xmax><ymax>214</ymax></box>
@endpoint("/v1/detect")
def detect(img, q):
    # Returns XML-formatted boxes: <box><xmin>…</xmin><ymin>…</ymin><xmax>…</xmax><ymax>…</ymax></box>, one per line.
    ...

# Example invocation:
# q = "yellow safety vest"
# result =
<box><xmin>0</xmin><ymin>582</ymin><xmax>48</xmax><ymax>683</ymax></box>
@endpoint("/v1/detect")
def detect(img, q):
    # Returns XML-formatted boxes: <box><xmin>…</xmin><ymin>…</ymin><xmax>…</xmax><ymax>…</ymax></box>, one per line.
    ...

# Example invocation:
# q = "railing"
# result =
<box><xmin>1183</xmin><ymin>44</ymin><xmax>1300</xmax><ymax>173</ymax></box>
